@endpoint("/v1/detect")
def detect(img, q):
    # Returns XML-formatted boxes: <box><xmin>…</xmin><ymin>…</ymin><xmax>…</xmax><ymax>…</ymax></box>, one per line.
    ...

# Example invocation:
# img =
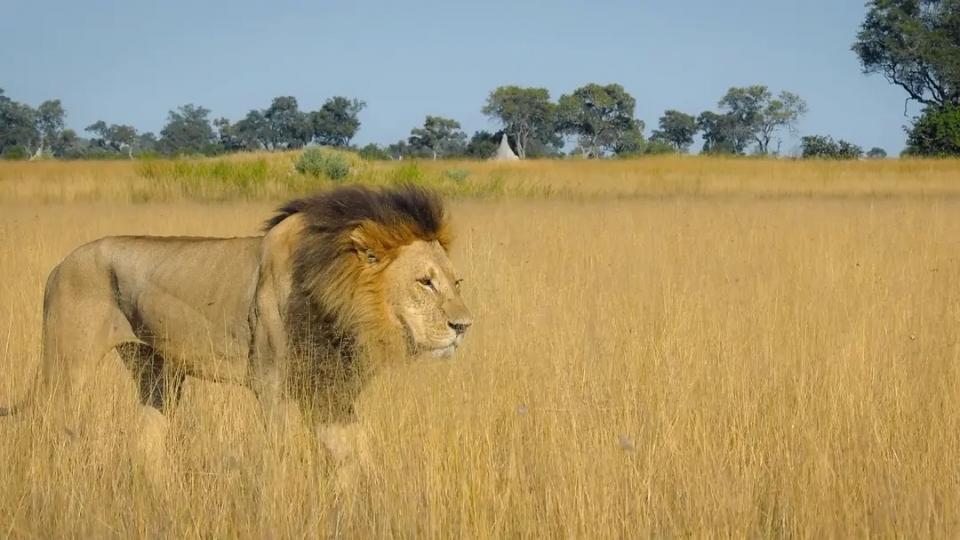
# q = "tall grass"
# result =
<box><xmin>1</xmin><ymin>194</ymin><xmax>959</xmax><ymax>537</ymax></box>
<box><xmin>1</xmin><ymin>152</ymin><xmax>960</xmax><ymax>536</ymax></box>
<box><xmin>2</xmin><ymin>149</ymin><xmax>960</xmax><ymax>204</ymax></box>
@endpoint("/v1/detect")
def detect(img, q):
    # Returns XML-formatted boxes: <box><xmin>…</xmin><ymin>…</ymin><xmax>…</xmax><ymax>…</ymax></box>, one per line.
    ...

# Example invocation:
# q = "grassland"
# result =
<box><xmin>1</xmin><ymin>153</ymin><xmax>959</xmax><ymax>538</ymax></box>
<box><xmin>2</xmin><ymin>149</ymin><xmax>960</xmax><ymax>204</ymax></box>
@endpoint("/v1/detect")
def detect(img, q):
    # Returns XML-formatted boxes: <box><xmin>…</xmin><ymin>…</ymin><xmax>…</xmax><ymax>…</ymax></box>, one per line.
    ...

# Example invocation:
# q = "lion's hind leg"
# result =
<box><xmin>115</xmin><ymin>342</ymin><xmax>185</xmax><ymax>486</ymax></box>
<box><xmin>36</xmin><ymin>275</ymin><xmax>141</xmax><ymax>440</ymax></box>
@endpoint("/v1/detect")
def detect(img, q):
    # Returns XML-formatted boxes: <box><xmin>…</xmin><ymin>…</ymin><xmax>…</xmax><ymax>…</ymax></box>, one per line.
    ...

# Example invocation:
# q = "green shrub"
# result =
<box><xmin>443</xmin><ymin>168</ymin><xmax>470</xmax><ymax>182</ymax></box>
<box><xmin>1</xmin><ymin>145</ymin><xmax>29</xmax><ymax>160</ymax></box>
<box><xmin>390</xmin><ymin>162</ymin><xmax>425</xmax><ymax>184</ymax></box>
<box><xmin>294</xmin><ymin>147</ymin><xmax>351</xmax><ymax>181</ymax></box>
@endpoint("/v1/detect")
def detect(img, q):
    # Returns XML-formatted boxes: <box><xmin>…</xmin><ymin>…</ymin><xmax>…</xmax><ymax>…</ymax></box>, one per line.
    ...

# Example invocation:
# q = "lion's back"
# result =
<box><xmin>49</xmin><ymin>234</ymin><xmax>265</xmax><ymax>374</ymax></box>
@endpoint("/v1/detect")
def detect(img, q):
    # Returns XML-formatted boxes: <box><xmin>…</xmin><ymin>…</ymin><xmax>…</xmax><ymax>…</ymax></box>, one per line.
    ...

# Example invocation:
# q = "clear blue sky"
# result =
<box><xmin>0</xmin><ymin>0</ymin><xmax>918</xmax><ymax>156</ymax></box>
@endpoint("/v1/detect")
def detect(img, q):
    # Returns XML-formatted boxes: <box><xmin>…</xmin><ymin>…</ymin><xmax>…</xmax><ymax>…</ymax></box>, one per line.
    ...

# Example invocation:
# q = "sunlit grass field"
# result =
<box><xmin>2</xmin><ymin>150</ymin><xmax>960</xmax><ymax>203</ymax></box>
<box><xmin>1</xmin><ymin>153</ymin><xmax>959</xmax><ymax>538</ymax></box>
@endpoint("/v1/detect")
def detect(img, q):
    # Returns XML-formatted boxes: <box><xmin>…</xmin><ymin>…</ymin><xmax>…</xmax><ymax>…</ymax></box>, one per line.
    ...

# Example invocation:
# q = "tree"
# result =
<box><xmin>408</xmin><ymin>115</ymin><xmax>467</xmax><ymax>159</ymax></box>
<box><xmin>310</xmin><ymin>96</ymin><xmax>366</xmax><ymax>147</ymax></box>
<box><xmin>213</xmin><ymin>117</ymin><xmax>258</xmax><ymax>152</ymax></box>
<box><xmin>357</xmin><ymin>142</ymin><xmax>391</xmax><ymax>160</ymax></box>
<box><xmin>86</xmin><ymin>121</ymin><xmax>139</xmax><ymax>157</ymax></box>
<box><xmin>481</xmin><ymin>86</ymin><xmax>557</xmax><ymax>159</ymax></box>
<box><xmin>462</xmin><ymin>130</ymin><xmax>502</xmax><ymax>159</ymax></box>
<box><xmin>34</xmin><ymin>99</ymin><xmax>66</xmax><ymax>159</ymax></box>
<box><xmin>232</xmin><ymin>109</ymin><xmax>269</xmax><ymax>150</ymax></box>
<box><xmin>650</xmin><ymin>110</ymin><xmax>697</xmax><ymax>153</ymax></box>
<box><xmin>800</xmin><ymin>135</ymin><xmax>864</xmax><ymax>159</ymax></box>
<box><xmin>137</xmin><ymin>132</ymin><xmax>158</xmax><ymax>154</ymax></box>
<box><xmin>556</xmin><ymin>83</ymin><xmax>643</xmax><ymax>158</ymax></box>
<box><xmin>696</xmin><ymin>111</ymin><xmax>739</xmax><ymax>154</ymax></box>
<box><xmin>852</xmin><ymin>0</ymin><xmax>960</xmax><ymax>109</ymax></box>
<box><xmin>51</xmin><ymin>129</ymin><xmax>85</xmax><ymax>158</ymax></box>
<box><xmin>0</xmin><ymin>89</ymin><xmax>40</xmax><ymax>156</ymax></box>
<box><xmin>903</xmin><ymin>104</ymin><xmax>960</xmax><ymax>156</ymax></box>
<box><xmin>157</xmin><ymin>104</ymin><xmax>218</xmax><ymax>156</ymax></box>
<box><xmin>717</xmin><ymin>85</ymin><xmax>808</xmax><ymax>155</ymax></box>
<box><xmin>262</xmin><ymin>96</ymin><xmax>310</xmax><ymax>150</ymax></box>
<box><xmin>866</xmin><ymin>147</ymin><xmax>888</xmax><ymax>158</ymax></box>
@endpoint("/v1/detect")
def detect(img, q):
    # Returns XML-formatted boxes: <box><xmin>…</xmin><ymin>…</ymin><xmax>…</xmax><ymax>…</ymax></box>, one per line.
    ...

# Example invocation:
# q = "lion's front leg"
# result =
<box><xmin>317</xmin><ymin>420</ymin><xmax>372</xmax><ymax>494</ymax></box>
<box><xmin>133</xmin><ymin>405</ymin><xmax>172</xmax><ymax>487</ymax></box>
<box><xmin>250</xmin><ymin>361</ymin><xmax>301</xmax><ymax>453</ymax></box>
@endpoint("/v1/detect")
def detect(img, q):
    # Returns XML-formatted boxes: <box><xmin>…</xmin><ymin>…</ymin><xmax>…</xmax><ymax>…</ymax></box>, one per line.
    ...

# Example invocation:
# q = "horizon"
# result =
<box><xmin>1</xmin><ymin>0</ymin><xmax>919</xmax><ymax>156</ymax></box>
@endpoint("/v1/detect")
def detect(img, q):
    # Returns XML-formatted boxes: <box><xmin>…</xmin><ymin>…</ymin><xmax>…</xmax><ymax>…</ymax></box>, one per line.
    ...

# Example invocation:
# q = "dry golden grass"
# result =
<box><xmin>1</xmin><ymin>157</ymin><xmax>960</xmax><ymax>537</ymax></box>
<box><xmin>2</xmin><ymin>151</ymin><xmax>960</xmax><ymax>203</ymax></box>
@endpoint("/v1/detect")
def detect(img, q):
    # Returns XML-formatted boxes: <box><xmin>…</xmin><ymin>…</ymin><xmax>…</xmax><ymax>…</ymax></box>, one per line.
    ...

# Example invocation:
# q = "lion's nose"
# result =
<box><xmin>448</xmin><ymin>317</ymin><xmax>473</xmax><ymax>336</ymax></box>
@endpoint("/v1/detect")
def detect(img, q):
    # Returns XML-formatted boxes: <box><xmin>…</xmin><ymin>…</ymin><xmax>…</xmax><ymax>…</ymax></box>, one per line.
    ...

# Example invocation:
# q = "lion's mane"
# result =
<box><xmin>264</xmin><ymin>184</ymin><xmax>455</xmax><ymax>416</ymax></box>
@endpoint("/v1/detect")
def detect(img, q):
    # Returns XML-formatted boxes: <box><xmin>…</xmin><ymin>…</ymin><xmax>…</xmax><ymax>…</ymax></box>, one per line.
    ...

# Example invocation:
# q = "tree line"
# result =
<box><xmin>0</xmin><ymin>83</ymin><xmax>881</xmax><ymax>161</ymax></box>
<box><xmin>2</xmin><ymin>0</ymin><xmax>957</xmax><ymax>162</ymax></box>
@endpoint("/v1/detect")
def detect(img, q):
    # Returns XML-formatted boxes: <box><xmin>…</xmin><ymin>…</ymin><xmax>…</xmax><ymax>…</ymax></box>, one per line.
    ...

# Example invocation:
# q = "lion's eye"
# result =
<box><xmin>418</xmin><ymin>277</ymin><xmax>435</xmax><ymax>290</ymax></box>
<box><xmin>455</xmin><ymin>279</ymin><xmax>463</xmax><ymax>290</ymax></box>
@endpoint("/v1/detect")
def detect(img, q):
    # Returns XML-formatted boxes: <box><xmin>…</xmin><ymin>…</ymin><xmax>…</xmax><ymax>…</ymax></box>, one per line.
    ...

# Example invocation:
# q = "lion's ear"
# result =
<box><xmin>349</xmin><ymin>225</ymin><xmax>383</xmax><ymax>266</ymax></box>
<box><xmin>360</xmin><ymin>248</ymin><xmax>378</xmax><ymax>265</ymax></box>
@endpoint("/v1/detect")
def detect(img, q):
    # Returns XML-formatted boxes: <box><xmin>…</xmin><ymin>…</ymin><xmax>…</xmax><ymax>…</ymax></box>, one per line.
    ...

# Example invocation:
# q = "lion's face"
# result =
<box><xmin>381</xmin><ymin>239</ymin><xmax>473</xmax><ymax>359</ymax></box>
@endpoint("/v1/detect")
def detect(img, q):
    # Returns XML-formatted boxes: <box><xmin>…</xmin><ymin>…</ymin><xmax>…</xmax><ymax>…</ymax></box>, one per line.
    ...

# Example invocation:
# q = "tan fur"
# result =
<box><xmin>0</xmin><ymin>184</ymin><xmax>474</xmax><ymax>487</ymax></box>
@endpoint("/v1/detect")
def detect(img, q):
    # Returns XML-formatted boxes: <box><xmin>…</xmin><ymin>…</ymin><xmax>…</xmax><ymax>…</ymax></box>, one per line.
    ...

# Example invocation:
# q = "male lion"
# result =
<box><xmin>0</xmin><ymin>183</ymin><xmax>474</xmax><ymax>484</ymax></box>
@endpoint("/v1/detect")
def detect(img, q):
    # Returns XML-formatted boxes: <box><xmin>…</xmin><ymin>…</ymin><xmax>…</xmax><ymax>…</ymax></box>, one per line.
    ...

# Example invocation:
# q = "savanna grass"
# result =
<box><xmin>2</xmin><ymin>149</ymin><xmax>960</xmax><ymax>204</ymax></box>
<box><xmin>0</xmin><ymin>154</ymin><xmax>959</xmax><ymax>537</ymax></box>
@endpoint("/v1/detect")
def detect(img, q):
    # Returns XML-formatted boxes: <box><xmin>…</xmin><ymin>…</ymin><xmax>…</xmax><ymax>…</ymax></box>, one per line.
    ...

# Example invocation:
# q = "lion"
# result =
<box><xmin>0</xmin><ymin>183</ymin><xmax>474</xmax><ymax>486</ymax></box>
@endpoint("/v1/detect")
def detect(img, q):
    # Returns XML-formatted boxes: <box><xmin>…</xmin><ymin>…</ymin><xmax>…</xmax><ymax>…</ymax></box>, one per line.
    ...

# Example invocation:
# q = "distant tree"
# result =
<box><xmin>232</xmin><ymin>109</ymin><xmax>269</xmax><ymax>150</ymax></box>
<box><xmin>556</xmin><ymin>83</ymin><xmax>643</xmax><ymax>158</ymax></box>
<box><xmin>610</xmin><ymin>128</ymin><xmax>647</xmax><ymax>156</ymax></box>
<box><xmin>641</xmin><ymin>139</ymin><xmax>677</xmax><ymax>156</ymax></box>
<box><xmin>137</xmin><ymin>132</ymin><xmax>158</xmax><ymax>154</ymax></box>
<box><xmin>800</xmin><ymin>135</ymin><xmax>864</xmax><ymax>159</ymax></box>
<box><xmin>0</xmin><ymin>89</ymin><xmax>40</xmax><ymax>156</ymax></box>
<box><xmin>696</xmin><ymin>111</ymin><xmax>740</xmax><ymax>154</ymax></box>
<box><xmin>866</xmin><ymin>147</ymin><xmax>887</xmax><ymax>158</ymax></box>
<box><xmin>213</xmin><ymin>117</ymin><xmax>257</xmax><ymax>152</ymax></box>
<box><xmin>481</xmin><ymin>86</ymin><xmax>558</xmax><ymax>159</ymax></box>
<box><xmin>34</xmin><ymin>99</ymin><xmax>66</xmax><ymax>159</ymax></box>
<box><xmin>85</xmin><ymin>120</ymin><xmax>139</xmax><ymax>158</ymax></box>
<box><xmin>902</xmin><ymin>104</ymin><xmax>960</xmax><ymax>157</ymax></box>
<box><xmin>157</xmin><ymin>104</ymin><xmax>218</xmax><ymax>156</ymax></box>
<box><xmin>357</xmin><ymin>142</ymin><xmax>391</xmax><ymax>160</ymax></box>
<box><xmin>463</xmin><ymin>130</ymin><xmax>502</xmax><ymax>159</ymax></box>
<box><xmin>310</xmin><ymin>96</ymin><xmax>366</xmax><ymax>147</ymax></box>
<box><xmin>717</xmin><ymin>85</ymin><xmax>808</xmax><ymax>155</ymax></box>
<box><xmin>852</xmin><ymin>0</ymin><xmax>960</xmax><ymax>109</ymax></box>
<box><xmin>408</xmin><ymin>115</ymin><xmax>467</xmax><ymax>159</ymax></box>
<box><xmin>650</xmin><ymin>110</ymin><xmax>697</xmax><ymax>153</ymax></box>
<box><xmin>387</xmin><ymin>139</ymin><xmax>414</xmax><ymax>160</ymax></box>
<box><xmin>262</xmin><ymin>96</ymin><xmax>310</xmax><ymax>150</ymax></box>
<box><xmin>111</xmin><ymin>125</ymin><xmax>138</xmax><ymax>158</ymax></box>
<box><xmin>51</xmin><ymin>128</ymin><xmax>82</xmax><ymax>158</ymax></box>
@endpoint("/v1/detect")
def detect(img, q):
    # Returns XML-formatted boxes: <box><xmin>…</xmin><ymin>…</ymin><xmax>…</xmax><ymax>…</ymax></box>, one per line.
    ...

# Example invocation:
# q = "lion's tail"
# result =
<box><xmin>0</xmin><ymin>362</ymin><xmax>42</xmax><ymax>418</ymax></box>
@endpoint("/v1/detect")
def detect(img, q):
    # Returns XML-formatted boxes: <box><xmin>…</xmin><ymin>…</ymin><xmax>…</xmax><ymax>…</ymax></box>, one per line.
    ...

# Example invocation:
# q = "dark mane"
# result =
<box><xmin>262</xmin><ymin>183</ymin><xmax>449</xmax><ymax>244</ymax></box>
<box><xmin>262</xmin><ymin>183</ymin><xmax>455</xmax><ymax>423</ymax></box>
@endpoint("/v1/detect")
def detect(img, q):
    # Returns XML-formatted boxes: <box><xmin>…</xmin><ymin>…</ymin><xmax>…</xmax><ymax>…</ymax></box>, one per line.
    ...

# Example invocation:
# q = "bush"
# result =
<box><xmin>1</xmin><ymin>145</ymin><xmax>29</xmax><ymax>160</ymax></box>
<box><xmin>443</xmin><ymin>168</ymin><xmax>469</xmax><ymax>182</ymax></box>
<box><xmin>903</xmin><ymin>104</ymin><xmax>960</xmax><ymax>157</ymax></box>
<box><xmin>390</xmin><ymin>162</ymin><xmax>425</xmax><ymax>184</ymax></box>
<box><xmin>800</xmin><ymin>135</ymin><xmax>863</xmax><ymax>159</ymax></box>
<box><xmin>294</xmin><ymin>146</ymin><xmax>351</xmax><ymax>181</ymax></box>
<box><xmin>358</xmin><ymin>143</ymin><xmax>391</xmax><ymax>161</ymax></box>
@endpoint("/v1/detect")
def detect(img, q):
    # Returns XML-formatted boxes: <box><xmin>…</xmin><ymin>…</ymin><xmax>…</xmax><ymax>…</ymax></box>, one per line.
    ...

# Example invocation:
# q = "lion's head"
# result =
<box><xmin>263</xmin><ymin>184</ymin><xmax>474</xmax><ymax>363</ymax></box>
